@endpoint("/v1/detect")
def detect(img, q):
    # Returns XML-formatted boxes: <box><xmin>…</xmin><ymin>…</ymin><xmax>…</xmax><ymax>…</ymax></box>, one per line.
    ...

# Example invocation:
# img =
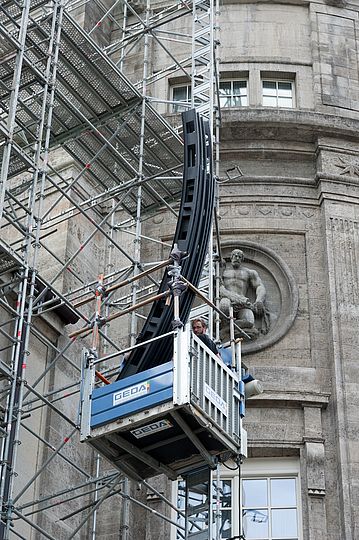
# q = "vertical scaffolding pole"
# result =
<box><xmin>0</xmin><ymin>0</ymin><xmax>30</xmax><ymax>219</ymax></box>
<box><xmin>119</xmin><ymin>0</ymin><xmax>128</xmax><ymax>72</ymax></box>
<box><xmin>191</xmin><ymin>0</ymin><xmax>219</xmax><ymax>337</ymax></box>
<box><xmin>0</xmin><ymin>0</ymin><xmax>32</xmax><ymax>525</ymax></box>
<box><xmin>0</xmin><ymin>3</ymin><xmax>65</xmax><ymax>537</ymax></box>
<box><xmin>0</xmin><ymin>1</ymin><xmax>30</xmax><ymax>218</ymax></box>
<box><xmin>214</xmin><ymin>0</ymin><xmax>221</xmax><ymax>343</ymax></box>
<box><xmin>127</xmin><ymin>2</ymin><xmax>153</xmax><ymax>537</ymax></box>
<box><xmin>129</xmin><ymin>0</ymin><xmax>151</xmax><ymax>346</ymax></box>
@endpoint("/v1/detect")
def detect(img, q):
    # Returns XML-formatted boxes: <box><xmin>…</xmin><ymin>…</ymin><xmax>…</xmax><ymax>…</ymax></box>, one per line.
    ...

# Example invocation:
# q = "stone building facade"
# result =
<box><xmin>2</xmin><ymin>0</ymin><xmax>359</xmax><ymax>539</ymax></box>
<box><xmin>115</xmin><ymin>1</ymin><xmax>359</xmax><ymax>538</ymax></box>
<box><xmin>215</xmin><ymin>3</ymin><xmax>359</xmax><ymax>539</ymax></box>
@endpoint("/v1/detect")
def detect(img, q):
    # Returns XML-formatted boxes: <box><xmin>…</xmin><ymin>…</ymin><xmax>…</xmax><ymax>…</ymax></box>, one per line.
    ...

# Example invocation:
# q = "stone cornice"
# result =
<box><xmin>246</xmin><ymin>390</ymin><xmax>330</xmax><ymax>408</ymax></box>
<box><xmin>316</xmin><ymin>172</ymin><xmax>359</xmax><ymax>187</ymax></box>
<box><xmin>221</xmin><ymin>108</ymin><xmax>359</xmax><ymax>142</ymax></box>
<box><xmin>220</xmin><ymin>175</ymin><xmax>316</xmax><ymax>186</ymax></box>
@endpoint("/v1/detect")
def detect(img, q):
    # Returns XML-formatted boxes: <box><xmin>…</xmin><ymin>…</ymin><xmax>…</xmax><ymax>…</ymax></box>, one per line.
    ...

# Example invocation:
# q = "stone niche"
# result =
<box><xmin>220</xmin><ymin>240</ymin><xmax>299</xmax><ymax>355</ymax></box>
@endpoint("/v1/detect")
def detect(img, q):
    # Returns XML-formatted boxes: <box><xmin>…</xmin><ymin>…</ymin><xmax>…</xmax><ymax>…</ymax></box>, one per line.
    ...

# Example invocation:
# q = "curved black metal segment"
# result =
<box><xmin>119</xmin><ymin>109</ymin><xmax>214</xmax><ymax>378</ymax></box>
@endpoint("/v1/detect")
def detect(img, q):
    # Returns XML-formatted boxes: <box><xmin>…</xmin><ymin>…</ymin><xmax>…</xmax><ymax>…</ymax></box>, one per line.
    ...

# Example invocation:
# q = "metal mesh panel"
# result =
<box><xmin>0</xmin><ymin>0</ymin><xmax>49</xmax><ymax>24</ymax></box>
<box><xmin>64</xmin><ymin>139</ymin><xmax>126</xmax><ymax>186</ymax></box>
<box><xmin>61</xmin><ymin>14</ymin><xmax>139</xmax><ymax>103</ymax></box>
<box><xmin>0</xmin><ymin>8</ymin><xmax>184</xmax><ymax>216</ymax></box>
<box><xmin>7</xmin><ymin>151</ymin><xmax>31</xmax><ymax>177</ymax></box>
<box><xmin>190</xmin><ymin>335</ymin><xmax>239</xmax><ymax>444</ymax></box>
<box><xmin>0</xmin><ymin>34</ymin><xmax>16</xmax><ymax>57</ymax></box>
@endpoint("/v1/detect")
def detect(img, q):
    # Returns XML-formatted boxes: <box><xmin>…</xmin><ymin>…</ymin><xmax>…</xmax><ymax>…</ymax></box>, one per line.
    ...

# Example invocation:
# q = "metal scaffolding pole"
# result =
<box><xmin>0</xmin><ymin>2</ymin><xmax>30</xmax><ymax>218</ymax></box>
<box><xmin>0</xmin><ymin>1</ymin><xmax>223</xmax><ymax>538</ymax></box>
<box><xmin>1</xmin><ymin>3</ymin><xmax>66</xmax><ymax>537</ymax></box>
<box><xmin>129</xmin><ymin>0</ymin><xmax>151</xmax><ymax>348</ymax></box>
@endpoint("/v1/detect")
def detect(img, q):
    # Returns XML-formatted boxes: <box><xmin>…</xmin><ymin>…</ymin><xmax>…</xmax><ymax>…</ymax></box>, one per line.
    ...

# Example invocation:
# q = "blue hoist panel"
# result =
<box><xmin>91</xmin><ymin>361</ymin><xmax>174</xmax><ymax>429</ymax></box>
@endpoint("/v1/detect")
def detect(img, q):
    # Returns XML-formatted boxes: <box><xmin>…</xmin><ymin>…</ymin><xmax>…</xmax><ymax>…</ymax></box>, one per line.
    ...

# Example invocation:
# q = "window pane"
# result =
<box><xmin>172</xmin><ymin>85</ymin><xmax>191</xmax><ymax>112</ymax></box>
<box><xmin>277</xmin><ymin>97</ymin><xmax>293</xmax><ymax>108</ymax></box>
<box><xmin>173</xmin><ymin>103</ymin><xmax>185</xmax><ymax>112</ymax></box>
<box><xmin>262</xmin><ymin>80</ymin><xmax>276</xmax><ymax>93</ymax></box>
<box><xmin>263</xmin><ymin>80</ymin><xmax>276</xmax><ymax>89</ymax></box>
<box><xmin>233</xmin><ymin>95</ymin><xmax>247</xmax><ymax>107</ymax></box>
<box><xmin>233</xmin><ymin>81</ymin><xmax>247</xmax><ymax>95</ymax></box>
<box><xmin>243</xmin><ymin>509</ymin><xmax>269</xmax><ymax>539</ymax></box>
<box><xmin>278</xmin><ymin>87</ymin><xmax>292</xmax><ymax>98</ymax></box>
<box><xmin>271</xmin><ymin>508</ymin><xmax>298</xmax><ymax>538</ymax></box>
<box><xmin>220</xmin><ymin>509</ymin><xmax>232</xmax><ymax>538</ymax></box>
<box><xmin>173</xmin><ymin>86</ymin><xmax>188</xmax><ymax>101</ymax></box>
<box><xmin>278</xmin><ymin>82</ymin><xmax>292</xmax><ymax>91</ymax></box>
<box><xmin>263</xmin><ymin>96</ymin><xmax>277</xmax><ymax>107</ymax></box>
<box><xmin>271</xmin><ymin>479</ymin><xmax>296</xmax><ymax>506</ymax></box>
<box><xmin>220</xmin><ymin>96</ymin><xmax>232</xmax><ymax>108</ymax></box>
<box><xmin>219</xmin><ymin>82</ymin><xmax>231</xmax><ymax>95</ymax></box>
<box><xmin>243</xmin><ymin>479</ymin><xmax>267</xmax><ymax>506</ymax></box>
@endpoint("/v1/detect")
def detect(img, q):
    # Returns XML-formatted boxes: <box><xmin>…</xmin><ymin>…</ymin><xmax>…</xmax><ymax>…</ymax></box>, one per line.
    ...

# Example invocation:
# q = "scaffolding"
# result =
<box><xmin>0</xmin><ymin>1</ymin><xmax>226</xmax><ymax>538</ymax></box>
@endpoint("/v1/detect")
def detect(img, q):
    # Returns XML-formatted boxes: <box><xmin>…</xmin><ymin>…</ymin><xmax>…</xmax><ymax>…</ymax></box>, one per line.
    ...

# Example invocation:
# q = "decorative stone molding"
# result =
<box><xmin>220</xmin><ymin>240</ymin><xmax>299</xmax><ymax>355</ymax></box>
<box><xmin>328</xmin><ymin>217</ymin><xmax>359</xmax><ymax>310</ymax></box>
<box><xmin>308</xmin><ymin>488</ymin><xmax>326</xmax><ymax>497</ymax></box>
<box><xmin>306</xmin><ymin>441</ymin><xmax>326</xmax><ymax>497</ymax></box>
<box><xmin>220</xmin><ymin>108</ymin><xmax>359</xmax><ymax>143</ymax></box>
<box><xmin>219</xmin><ymin>203</ymin><xmax>317</xmax><ymax>219</ymax></box>
<box><xmin>303</xmin><ymin>405</ymin><xmax>326</xmax><ymax>499</ymax></box>
<box><xmin>335</xmin><ymin>156</ymin><xmax>359</xmax><ymax>177</ymax></box>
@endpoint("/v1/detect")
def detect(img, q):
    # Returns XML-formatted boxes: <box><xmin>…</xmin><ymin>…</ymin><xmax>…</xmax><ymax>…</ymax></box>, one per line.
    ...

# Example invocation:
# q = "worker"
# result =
<box><xmin>192</xmin><ymin>318</ymin><xmax>220</xmax><ymax>357</ymax></box>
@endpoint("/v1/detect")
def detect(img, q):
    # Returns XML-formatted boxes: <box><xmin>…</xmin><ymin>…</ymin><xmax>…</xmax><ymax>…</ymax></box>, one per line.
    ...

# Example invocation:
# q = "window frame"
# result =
<box><xmin>171</xmin><ymin>77</ymin><xmax>249</xmax><ymax>112</ymax></box>
<box><xmin>171</xmin><ymin>83</ymin><xmax>192</xmax><ymax>113</ymax></box>
<box><xmin>241</xmin><ymin>458</ymin><xmax>303</xmax><ymax>540</ymax></box>
<box><xmin>261</xmin><ymin>78</ymin><xmax>295</xmax><ymax>109</ymax></box>
<box><xmin>170</xmin><ymin>458</ymin><xmax>302</xmax><ymax>540</ymax></box>
<box><xmin>219</xmin><ymin>78</ymin><xmax>249</xmax><ymax>108</ymax></box>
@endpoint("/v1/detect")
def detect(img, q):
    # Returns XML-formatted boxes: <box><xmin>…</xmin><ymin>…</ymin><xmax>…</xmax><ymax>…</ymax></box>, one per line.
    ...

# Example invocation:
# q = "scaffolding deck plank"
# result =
<box><xmin>0</xmin><ymin>10</ymin><xmax>183</xmax><ymax>215</ymax></box>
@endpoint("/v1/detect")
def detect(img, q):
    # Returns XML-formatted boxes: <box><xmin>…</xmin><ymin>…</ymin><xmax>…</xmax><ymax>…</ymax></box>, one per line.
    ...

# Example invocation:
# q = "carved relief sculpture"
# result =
<box><xmin>219</xmin><ymin>249</ymin><xmax>270</xmax><ymax>339</ymax></box>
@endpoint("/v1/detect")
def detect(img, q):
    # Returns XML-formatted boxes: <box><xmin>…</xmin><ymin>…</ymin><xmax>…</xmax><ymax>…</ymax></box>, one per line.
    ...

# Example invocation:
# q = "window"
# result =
<box><xmin>172</xmin><ymin>80</ymin><xmax>248</xmax><ymax>112</ymax></box>
<box><xmin>242</xmin><ymin>458</ymin><xmax>301</xmax><ymax>540</ymax></box>
<box><xmin>172</xmin><ymin>85</ymin><xmax>191</xmax><ymax>112</ymax></box>
<box><xmin>172</xmin><ymin>458</ymin><xmax>301</xmax><ymax>540</ymax></box>
<box><xmin>219</xmin><ymin>80</ymin><xmax>248</xmax><ymax>107</ymax></box>
<box><xmin>262</xmin><ymin>80</ymin><xmax>294</xmax><ymax>108</ymax></box>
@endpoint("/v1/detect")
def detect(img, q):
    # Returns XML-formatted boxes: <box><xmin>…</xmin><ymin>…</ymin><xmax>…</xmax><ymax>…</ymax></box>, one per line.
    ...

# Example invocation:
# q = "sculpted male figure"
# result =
<box><xmin>219</xmin><ymin>249</ymin><xmax>267</xmax><ymax>335</ymax></box>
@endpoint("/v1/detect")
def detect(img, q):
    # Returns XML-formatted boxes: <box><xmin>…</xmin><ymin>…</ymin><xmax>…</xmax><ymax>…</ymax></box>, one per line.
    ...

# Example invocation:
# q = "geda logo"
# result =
<box><xmin>113</xmin><ymin>381</ymin><xmax>150</xmax><ymax>406</ymax></box>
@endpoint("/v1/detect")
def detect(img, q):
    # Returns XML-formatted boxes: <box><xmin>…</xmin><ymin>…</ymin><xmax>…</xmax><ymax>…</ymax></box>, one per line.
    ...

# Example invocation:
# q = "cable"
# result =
<box><xmin>222</xmin><ymin>462</ymin><xmax>239</xmax><ymax>471</ymax></box>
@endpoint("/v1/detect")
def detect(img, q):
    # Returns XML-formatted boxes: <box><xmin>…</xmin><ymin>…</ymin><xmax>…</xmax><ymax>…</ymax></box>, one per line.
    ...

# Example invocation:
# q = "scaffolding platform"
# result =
<box><xmin>80</xmin><ymin>327</ymin><xmax>242</xmax><ymax>481</ymax></box>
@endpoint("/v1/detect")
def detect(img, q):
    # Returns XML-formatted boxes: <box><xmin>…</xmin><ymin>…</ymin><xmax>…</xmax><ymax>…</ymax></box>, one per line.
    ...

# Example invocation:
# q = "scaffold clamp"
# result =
<box><xmin>94</xmin><ymin>283</ymin><xmax>107</xmax><ymax>298</ymax></box>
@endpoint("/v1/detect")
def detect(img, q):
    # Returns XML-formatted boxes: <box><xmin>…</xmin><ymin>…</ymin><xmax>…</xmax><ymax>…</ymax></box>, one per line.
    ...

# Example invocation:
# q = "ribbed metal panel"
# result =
<box><xmin>190</xmin><ymin>334</ymin><xmax>239</xmax><ymax>445</ymax></box>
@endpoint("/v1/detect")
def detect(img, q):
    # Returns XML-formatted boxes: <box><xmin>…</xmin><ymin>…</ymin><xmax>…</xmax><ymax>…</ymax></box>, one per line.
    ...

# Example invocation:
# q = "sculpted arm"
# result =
<box><xmin>249</xmin><ymin>270</ymin><xmax>266</xmax><ymax>313</ymax></box>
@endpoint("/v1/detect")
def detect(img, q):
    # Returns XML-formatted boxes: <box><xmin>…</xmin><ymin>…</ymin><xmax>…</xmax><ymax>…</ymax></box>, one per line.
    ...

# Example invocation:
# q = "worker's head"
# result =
<box><xmin>230</xmin><ymin>249</ymin><xmax>244</xmax><ymax>267</ymax></box>
<box><xmin>192</xmin><ymin>318</ymin><xmax>207</xmax><ymax>336</ymax></box>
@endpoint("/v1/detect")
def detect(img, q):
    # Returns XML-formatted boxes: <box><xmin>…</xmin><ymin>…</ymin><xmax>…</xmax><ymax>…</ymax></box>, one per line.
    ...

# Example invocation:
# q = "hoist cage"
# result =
<box><xmin>80</xmin><ymin>326</ymin><xmax>242</xmax><ymax>481</ymax></box>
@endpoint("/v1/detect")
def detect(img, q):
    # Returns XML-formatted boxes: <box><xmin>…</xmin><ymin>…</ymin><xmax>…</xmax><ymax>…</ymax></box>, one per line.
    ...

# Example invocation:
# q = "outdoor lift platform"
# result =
<box><xmin>80</xmin><ymin>326</ymin><xmax>242</xmax><ymax>481</ymax></box>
